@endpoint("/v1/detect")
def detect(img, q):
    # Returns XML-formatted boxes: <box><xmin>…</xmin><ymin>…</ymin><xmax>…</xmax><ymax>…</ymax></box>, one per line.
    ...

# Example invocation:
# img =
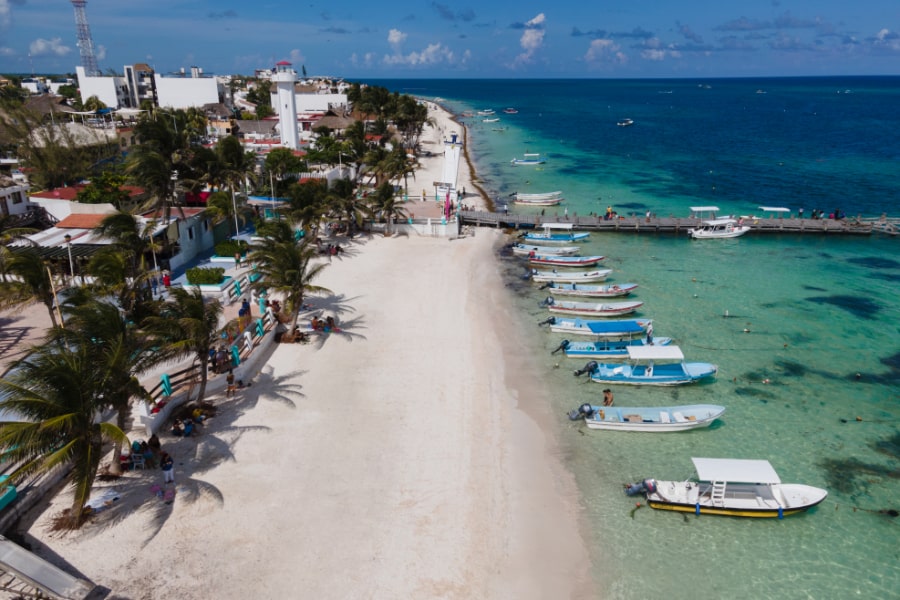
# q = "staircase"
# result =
<box><xmin>711</xmin><ymin>481</ymin><xmax>726</xmax><ymax>507</ymax></box>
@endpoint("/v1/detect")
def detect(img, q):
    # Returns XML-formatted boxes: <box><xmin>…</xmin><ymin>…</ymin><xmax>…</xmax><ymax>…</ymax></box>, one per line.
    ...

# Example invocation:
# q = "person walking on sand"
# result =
<box><xmin>161</xmin><ymin>451</ymin><xmax>175</xmax><ymax>484</ymax></box>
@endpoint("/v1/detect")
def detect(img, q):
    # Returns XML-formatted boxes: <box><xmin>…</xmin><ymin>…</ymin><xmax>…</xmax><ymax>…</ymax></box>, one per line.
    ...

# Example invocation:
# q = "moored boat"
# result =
<box><xmin>529</xmin><ymin>254</ymin><xmax>605</xmax><ymax>268</ymax></box>
<box><xmin>545</xmin><ymin>298</ymin><xmax>643</xmax><ymax>317</ymax></box>
<box><xmin>573</xmin><ymin>345</ymin><xmax>717</xmax><ymax>386</ymax></box>
<box><xmin>521</xmin><ymin>223</ymin><xmax>590</xmax><ymax>244</ymax></box>
<box><xmin>617</xmin><ymin>118</ymin><xmax>634</xmax><ymax>127</ymax></box>
<box><xmin>553</xmin><ymin>336</ymin><xmax>671</xmax><ymax>359</ymax></box>
<box><xmin>513</xmin><ymin>190</ymin><xmax>564</xmax><ymax>206</ymax></box>
<box><xmin>503</xmin><ymin>108</ymin><xmax>519</xmax><ymax>114</ymax></box>
<box><xmin>531</xmin><ymin>269</ymin><xmax>612</xmax><ymax>283</ymax></box>
<box><xmin>568</xmin><ymin>403</ymin><xmax>725</xmax><ymax>431</ymax></box>
<box><xmin>625</xmin><ymin>457</ymin><xmax>828</xmax><ymax>518</ymax></box>
<box><xmin>542</xmin><ymin>317</ymin><xmax>652</xmax><ymax>338</ymax></box>
<box><xmin>512</xmin><ymin>243</ymin><xmax>579</xmax><ymax>257</ymax></box>
<box><xmin>542</xmin><ymin>282</ymin><xmax>638</xmax><ymax>298</ymax></box>
<box><xmin>688</xmin><ymin>218</ymin><xmax>751</xmax><ymax>239</ymax></box>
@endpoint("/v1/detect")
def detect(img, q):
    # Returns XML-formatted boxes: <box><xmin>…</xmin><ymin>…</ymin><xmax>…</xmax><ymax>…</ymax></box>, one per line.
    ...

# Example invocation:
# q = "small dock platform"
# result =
<box><xmin>459</xmin><ymin>211</ymin><xmax>895</xmax><ymax>236</ymax></box>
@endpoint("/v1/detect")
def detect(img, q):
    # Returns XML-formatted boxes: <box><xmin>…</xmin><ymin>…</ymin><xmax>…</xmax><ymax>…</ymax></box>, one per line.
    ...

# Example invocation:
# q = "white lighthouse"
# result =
<box><xmin>272</xmin><ymin>61</ymin><xmax>299</xmax><ymax>150</ymax></box>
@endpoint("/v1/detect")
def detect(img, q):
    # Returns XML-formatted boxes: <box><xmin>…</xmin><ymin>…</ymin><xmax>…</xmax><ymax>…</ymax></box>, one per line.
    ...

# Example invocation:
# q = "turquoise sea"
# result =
<box><xmin>371</xmin><ymin>79</ymin><xmax>900</xmax><ymax>599</ymax></box>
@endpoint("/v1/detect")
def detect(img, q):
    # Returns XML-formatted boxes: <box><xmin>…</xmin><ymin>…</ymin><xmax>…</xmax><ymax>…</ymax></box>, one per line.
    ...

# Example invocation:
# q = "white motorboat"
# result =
<box><xmin>568</xmin><ymin>404</ymin><xmax>725</xmax><ymax>431</ymax></box>
<box><xmin>625</xmin><ymin>458</ymin><xmax>828</xmax><ymax>518</ymax></box>
<box><xmin>688</xmin><ymin>218</ymin><xmax>751</xmax><ymax>239</ymax></box>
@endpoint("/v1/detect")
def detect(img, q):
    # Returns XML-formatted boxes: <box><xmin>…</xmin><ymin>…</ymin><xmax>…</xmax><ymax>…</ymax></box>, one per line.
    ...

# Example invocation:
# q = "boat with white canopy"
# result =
<box><xmin>625</xmin><ymin>458</ymin><xmax>828</xmax><ymax>518</ymax></box>
<box><xmin>573</xmin><ymin>345</ymin><xmax>717</xmax><ymax>385</ymax></box>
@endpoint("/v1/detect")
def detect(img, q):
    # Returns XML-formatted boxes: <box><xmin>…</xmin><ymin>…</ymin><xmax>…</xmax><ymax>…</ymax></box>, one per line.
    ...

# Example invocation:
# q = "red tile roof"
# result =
<box><xmin>55</xmin><ymin>213</ymin><xmax>110</xmax><ymax>229</ymax></box>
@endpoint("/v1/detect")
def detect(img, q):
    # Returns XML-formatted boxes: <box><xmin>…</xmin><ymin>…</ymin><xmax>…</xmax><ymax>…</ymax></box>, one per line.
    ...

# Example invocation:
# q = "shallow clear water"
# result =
<box><xmin>373</xmin><ymin>78</ymin><xmax>900</xmax><ymax>598</ymax></box>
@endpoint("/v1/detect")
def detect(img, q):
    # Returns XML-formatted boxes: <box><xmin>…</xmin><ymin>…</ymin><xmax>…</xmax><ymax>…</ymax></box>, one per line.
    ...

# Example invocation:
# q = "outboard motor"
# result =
<box><xmin>542</xmin><ymin>296</ymin><xmax>555</xmax><ymax>306</ymax></box>
<box><xmin>567</xmin><ymin>403</ymin><xmax>595</xmax><ymax>421</ymax></box>
<box><xmin>573</xmin><ymin>361</ymin><xmax>598</xmax><ymax>377</ymax></box>
<box><xmin>551</xmin><ymin>339</ymin><xmax>570</xmax><ymax>355</ymax></box>
<box><xmin>625</xmin><ymin>478</ymin><xmax>657</xmax><ymax>497</ymax></box>
<box><xmin>537</xmin><ymin>316</ymin><xmax>556</xmax><ymax>327</ymax></box>
<box><xmin>538</xmin><ymin>283</ymin><xmax>551</xmax><ymax>290</ymax></box>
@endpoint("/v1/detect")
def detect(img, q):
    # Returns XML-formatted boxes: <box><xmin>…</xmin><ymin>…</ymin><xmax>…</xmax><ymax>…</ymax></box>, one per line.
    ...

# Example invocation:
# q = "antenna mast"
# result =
<box><xmin>71</xmin><ymin>0</ymin><xmax>100</xmax><ymax>76</ymax></box>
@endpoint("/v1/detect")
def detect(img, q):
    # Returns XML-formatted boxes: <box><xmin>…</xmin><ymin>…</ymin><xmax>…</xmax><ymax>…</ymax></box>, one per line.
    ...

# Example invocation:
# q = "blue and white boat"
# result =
<box><xmin>568</xmin><ymin>403</ymin><xmax>725</xmax><ymax>432</ymax></box>
<box><xmin>542</xmin><ymin>282</ymin><xmax>638</xmax><ymax>298</ymax></box>
<box><xmin>511</xmin><ymin>152</ymin><xmax>546</xmax><ymax>165</ymax></box>
<box><xmin>552</xmin><ymin>336</ymin><xmax>672</xmax><ymax>360</ymax></box>
<box><xmin>573</xmin><ymin>346</ymin><xmax>718</xmax><ymax>386</ymax></box>
<box><xmin>543</xmin><ymin>317</ymin><xmax>652</xmax><ymax>338</ymax></box>
<box><xmin>544</xmin><ymin>298</ymin><xmax>643</xmax><ymax>317</ymax></box>
<box><xmin>521</xmin><ymin>223</ymin><xmax>590</xmax><ymax>244</ymax></box>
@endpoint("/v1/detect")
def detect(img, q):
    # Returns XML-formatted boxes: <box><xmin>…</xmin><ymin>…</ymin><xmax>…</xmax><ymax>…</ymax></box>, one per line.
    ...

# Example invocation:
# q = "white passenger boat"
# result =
<box><xmin>529</xmin><ymin>255</ymin><xmax>605</xmax><ymax>268</ymax></box>
<box><xmin>688</xmin><ymin>218</ymin><xmax>751</xmax><ymax>239</ymax></box>
<box><xmin>553</xmin><ymin>336</ymin><xmax>671</xmax><ymax>359</ymax></box>
<box><xmin>573</xmin><ymin>346</ymin><xmax>717</xmax><ymax>386</ymax></box>
<box><xmin>511</xmin><ymin>243</ymin><xmax>579</xmax><ymax>257</ymax></box>
<box><xmin>568</xmin><ymin>404</ymin><xmax>725</xmax><ymax>431</ymax></box>
<box><xmin>530</xmin><ymin>269</ymin><xmax>612</xmax><ymax>283</ymax></box>
<box><xmin>513</xmin><ymin>190</ymin><xmax>564</xmax><ymax>206</ymax></box>
<box><xmin>545</xmin><ymin>298</ymin><xmax>643</xmax><ymax>317</ymax></box>
<box><xmin>625</xmin><ymin>458</ymin><xmax>828</xmax><ymax>518</ymax></box>
<box><xmin>542</xmin><ymin>282</ymin><xmax>638</xmax><ymax>298</ymax></box>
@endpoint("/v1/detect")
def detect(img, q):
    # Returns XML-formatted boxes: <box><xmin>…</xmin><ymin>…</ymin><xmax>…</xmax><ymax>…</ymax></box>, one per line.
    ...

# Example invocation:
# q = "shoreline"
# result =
<box><xmin>15</xmin><ymin>103</ymin><xmax>594</xmax><ymax>597</ymax></box>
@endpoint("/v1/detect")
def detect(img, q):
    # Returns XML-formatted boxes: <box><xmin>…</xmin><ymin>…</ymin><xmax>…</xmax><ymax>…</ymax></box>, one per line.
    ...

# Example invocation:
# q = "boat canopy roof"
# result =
<box><xmin>702</xmin><ymin>218</ymin><xmax>737</xmax><ymax>226</ymax></box>
<box><xmin>538</xmin><ymin>223</ymin><xmax>574</xmax><ymax>230</ymax></box>
<box><xmin>627</xmin><ymin>345</ymin><xmax>685</xmax><ymax>361</ymax></box>
<box><xmin>758</xmin><ymin>206</ymin><xmax>790</xmax><ymax>213</ymax></box>
<box><xmin>586</xmin><ymin>320</ymin><xmax>646</xmax><ymax>334</ymax></box>
<box><xmin>692</xmin><ymin>458</ymin><xmax>781</xmax><ymax>484</ymax></box>
<box><xmin>690</xmin><ymin>206</ymin><xmax>720</xmax><ymax>213</ymax></box>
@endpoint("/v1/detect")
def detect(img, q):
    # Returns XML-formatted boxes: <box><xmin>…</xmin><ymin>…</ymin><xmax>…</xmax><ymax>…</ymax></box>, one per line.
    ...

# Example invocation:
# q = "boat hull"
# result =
<box><xmin>548</xmin><ymin>318</ymin><xmax>651</xmax><ymax>337</ymax></box>
<box><xmin>546</xmin><ymin>283</ymin><xmax>638</xmax><ymax>298</ymax></box>
<box><xmin>512</xmin><ymin>244</ymin><xmax>579</xmax><ymax>256</ymax></box>
<box><xmin>579</xmin><ymin>404</ymin><xmax>724</xmax><ymax>431</ymax></box>
<box><xmin>529</xmin><ymin>255</ymin><xmax>604</xmax><ymax>267</ymax></box>
<box><xmin>513</xmin><ymin>197</ymin><xmax>564</xmax><ymax>206</ymax></box>
<box><xmin>531</xmin><ymin>269</ymin><xmax>612</xmax><ymax>283</ymax></box>
<box><xmin>646</xmin><ymin>482</ymin><xmax>827</xmax><ymax>518</ymax></box>
<box><xmin>562</xmin><ymin>337</ymin><xmax>671</xmax><ymax>359</ymax></box>
<box><xmin>522</xmin><ymin>233</ymin><xmax>590</xmax><ymax>243</ymax></box>
<box><xmin>588</xmin><ymin>361</ymin><xmax>718</xmax><ymax>385</ymax></box>
<box><xmin>547</xmin><ymin>300</ymin><xmax>643</xmax><ymax>317</ymax></box>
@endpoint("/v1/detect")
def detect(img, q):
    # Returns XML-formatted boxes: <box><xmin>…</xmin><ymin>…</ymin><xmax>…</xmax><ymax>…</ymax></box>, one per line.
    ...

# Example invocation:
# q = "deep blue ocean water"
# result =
<box><xmin>370</xmin><ymin>78</ymin><xmax>900</xmax><ymax>599</ymax></box>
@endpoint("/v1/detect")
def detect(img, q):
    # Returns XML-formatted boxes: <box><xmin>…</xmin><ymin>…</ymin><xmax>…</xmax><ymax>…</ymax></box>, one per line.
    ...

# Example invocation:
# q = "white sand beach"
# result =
<box><xmin>17</xmin><ymin>104</ymin><xmax>593</xmax><ymax>598</ymax></box>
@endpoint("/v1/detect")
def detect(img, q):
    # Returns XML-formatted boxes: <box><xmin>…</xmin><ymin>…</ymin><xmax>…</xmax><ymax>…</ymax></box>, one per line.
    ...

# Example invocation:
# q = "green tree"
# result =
<box><xmin>249</xmin><ymin>221</ymin><xmax>329</xmax><ymax>327</ymax></box>
<box><xmin>0</xmin><ymin>248</ymin><xmax>64</xmax><ymax>327</ymax></box>
<box><xmin>372</xmin><ymin>182</ymin><xmax>408</xmax><ymax>237</ymax></box>
<box><xmin>143</xmin><ymin>287</ymin><xmax>224</xmax><ymax>404</ymax></box>
<box><xmin>0</xmin><ymin>343</ymin><xmax>131</xmax><ymax>528</ymax></box>
<box><xmin>76</xmin><ymin>170</ymin><xmax>131</xmax><ymax>208</ymax></box>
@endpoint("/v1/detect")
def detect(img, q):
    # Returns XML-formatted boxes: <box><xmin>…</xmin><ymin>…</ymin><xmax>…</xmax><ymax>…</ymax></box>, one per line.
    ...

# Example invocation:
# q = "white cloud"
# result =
<box><xmin>874</xmin><ymin>28</ymin><xmax>900</xmax><ymax>50</ymax></box>
<box><xmin>388</xmin><ymin>28</ymin><xmax>407</xmax><ymax>49</ymax></box>
<box><xmin>289</xmin><ymin>49</ymin><xmax>305</xmax><ymax>64</ymax></box>
<box><xmin>383</xmin><ymin>43</ymin><xmax>454</xmax><ymax>66</ymax></box>
<box><xmin>351</xmin><ymin>52</ymin><xmax>376</xmax><ymax>68</ymax></box>
<box><xmin>641</xmin><ymin>49</ymin><xmax>666</xmax><ymax>61</ymax></box>
<box><xmin>0</xmin><ymin>0</ymin><xmax>22</xmax><ymax>29</ymax></box>
<box><xmin>96</xmin><ymin>45</ymin><xmax>106</xmax><ymax>61</ymax></box>
<box><xmin>584</xmin><ymin>39</ymin><xmax>627</xmax><ymax>65</ymax></box>
<box><xmin>515</xmin><ymin>12</ymin><xmax>546</xmax><ymax>65</ymax></box>
<box><xmin>29</xmin><ymin>37</ymin><xmax>71</xmax><ymax>57</ymax></box>
<box><xmin>0</xmin><ymin>47</ymin><xmax>14</xmax><ymax>57</ymax></box>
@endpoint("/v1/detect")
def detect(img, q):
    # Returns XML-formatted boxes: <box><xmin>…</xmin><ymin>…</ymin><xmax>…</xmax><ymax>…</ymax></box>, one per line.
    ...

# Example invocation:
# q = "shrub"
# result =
<box><xmin>215</xmin><ymin>240</ymin><xmax>249</xmax><ymax>257</ymax></box>
<box><xmin>186</xmin><ymin>267</ymin><xmax>226</xmax><ymax>285</ymax></box>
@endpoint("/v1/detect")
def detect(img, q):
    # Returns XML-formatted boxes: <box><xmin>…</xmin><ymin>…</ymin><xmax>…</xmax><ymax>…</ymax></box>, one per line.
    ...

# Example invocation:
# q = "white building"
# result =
<box><xmin>76</xmin><ymin>65</ymin><xmax>222</xmax><ymax>110</ymax></box>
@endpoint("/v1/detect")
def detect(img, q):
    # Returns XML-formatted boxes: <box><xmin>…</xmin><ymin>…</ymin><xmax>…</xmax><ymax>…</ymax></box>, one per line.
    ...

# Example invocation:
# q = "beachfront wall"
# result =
<box><xmin>369</xmin><ymin>217</ymin><xmax>460</xmax><ymax>239</ymax></box>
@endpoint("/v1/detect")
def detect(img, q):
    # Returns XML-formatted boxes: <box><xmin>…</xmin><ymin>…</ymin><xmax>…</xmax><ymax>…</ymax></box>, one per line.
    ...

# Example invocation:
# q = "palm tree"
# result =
<box><xmin>51</xmin><ymin>300</ymin><xmax>158</xmax><ymax>476</ymax></box>
<box><xmin>327</xmin><ymin>178</ymin><xmax>371</xmax><ymax>235</ymax></box>
<box><xmin>142</xmin><ymin>287</ymin><xmax>224</xmax><ymax>404</ymax></box>
<box><xmin>372</xmin><ymin>182</ymin><xmax>408</xmax><ymax>237</ymax></box>
<box><xmin>249</xmin><ymin>221</ymin><xmax>330</xmax><ymax>327</ymax></box>
<box><xmin>0</xmin><ymin>248</ymin><xmax>63</xmax><ymax>327</ymax></box>
<box><xmin>0</xmin><ymin>343</ymin><xmax>131</xmax><ymax>528</ymax></box>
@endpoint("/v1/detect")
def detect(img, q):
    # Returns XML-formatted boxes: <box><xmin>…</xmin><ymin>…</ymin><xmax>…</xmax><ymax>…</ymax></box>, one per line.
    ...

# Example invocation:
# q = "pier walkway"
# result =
<box><xmin>459</xmin><ymin>211</ymin><xmax>900</xmax><ymax>236</ymax></box>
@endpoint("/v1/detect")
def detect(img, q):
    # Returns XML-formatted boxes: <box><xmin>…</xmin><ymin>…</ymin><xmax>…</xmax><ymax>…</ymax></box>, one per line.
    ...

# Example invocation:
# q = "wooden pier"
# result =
<box><xmin>459</xmin><ymin>211</ymin><xmax>899</xmax><ymax>237</ymax></box>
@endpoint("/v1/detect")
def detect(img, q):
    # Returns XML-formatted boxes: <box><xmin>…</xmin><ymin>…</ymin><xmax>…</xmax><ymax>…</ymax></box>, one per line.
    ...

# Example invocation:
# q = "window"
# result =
<box><xmin>187</xmin><ymin>226</ymin><xmax>194</xmax><ymax>240</ymax></box>
<box><xmin>12</xmin><ymin>191</ymin><xmax>23</xmax><ymax>204</ymax></box>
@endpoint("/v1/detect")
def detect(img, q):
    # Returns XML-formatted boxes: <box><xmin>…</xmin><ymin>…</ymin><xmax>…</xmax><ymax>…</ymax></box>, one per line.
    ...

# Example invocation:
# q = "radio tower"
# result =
<box><xmin>71</xmin><ymin>0</ymin><xmax>100</xmax><ymax>76</ymax></box>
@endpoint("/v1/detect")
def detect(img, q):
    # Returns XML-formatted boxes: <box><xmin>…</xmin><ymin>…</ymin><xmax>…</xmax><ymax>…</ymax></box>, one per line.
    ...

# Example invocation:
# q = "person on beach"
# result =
<box><xmin>603</xmin><ymin>389</ymin><xmax>614</xmax><ymax>406</ymax></box>
<box><xmin>647</xmin><ymin>323</ymin><xmax>654</xmax><ymax>345</ymax></box>
<box><xmin>226</xmin><ymin>370</ymin><xmax>236</xmax><ymax>397</ymax></box>
<box><xmin>160</xmin><ymin>452</ymin><xmax>175</xmax><ymax>484</ymax></box>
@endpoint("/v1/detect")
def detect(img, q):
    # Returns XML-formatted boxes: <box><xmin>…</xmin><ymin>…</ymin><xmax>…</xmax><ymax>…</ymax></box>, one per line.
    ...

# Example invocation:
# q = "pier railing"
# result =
<box><xmin>459</xmin><ymin>211</ymin><xmax>884</xmax><ymax>236</ymax></box>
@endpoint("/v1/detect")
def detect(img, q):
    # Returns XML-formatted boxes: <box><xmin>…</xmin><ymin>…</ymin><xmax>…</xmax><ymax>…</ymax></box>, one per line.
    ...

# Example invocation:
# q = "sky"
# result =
<box><xmin>1</xmin><ymin>0</ymin><xmax>898</xmax><ymax>78</ymax></box>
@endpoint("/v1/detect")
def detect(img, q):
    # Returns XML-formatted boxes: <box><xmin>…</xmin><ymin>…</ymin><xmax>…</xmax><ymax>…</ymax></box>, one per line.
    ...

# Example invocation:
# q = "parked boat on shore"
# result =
<box><xmin>542</xmin><ymin>317</ymin><xmax>652</xmax><ymax>338</ymax></box>
<box><xmin>545</xmin><ymin>298</ymin><xmax>643</xmax><ymax>317</ymax></box>
<box><xmin>573</xmin><ymin>346</ymin><xmax>717</xmax><ymax>386</ymax></box>
<box><xmin>512</xmin><ymin>243</ymin><xmax>579</xmax><ymax>256</ymax></box>
<box><xmin>529</xmin><ymin>254</ymin><xmax>605</xmax><ymax>268</ymax></box>
<box><xmin>531</xmin><ymin>269</ymin><xmax>612</xmax><ymax>283</ymax></box>
<box><xmin>568</xmin><ymin>404</ymin><xmax>725</xmax><ymax>431</ymax></box>
<box><xmin>552</xmin><ymin>336</ymin><xmax>671</xmax><ymax>359</ymax></box>
<box><xmin>521</xmin><ymin>223</ymin><xmax>590</xmax><ymax>244</ymax></box>
<box><xmin>541</xmin><ymin>282</ymin><xmax>638</xmax><ymax>298</ymax></box>
<box><xmin>625</xmin><ymin>458</ymin><xmax>828</xmax><ymax>518</ymax></box>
